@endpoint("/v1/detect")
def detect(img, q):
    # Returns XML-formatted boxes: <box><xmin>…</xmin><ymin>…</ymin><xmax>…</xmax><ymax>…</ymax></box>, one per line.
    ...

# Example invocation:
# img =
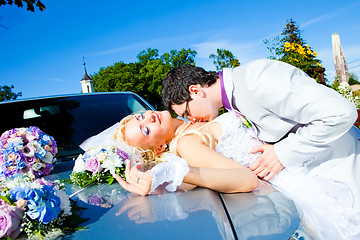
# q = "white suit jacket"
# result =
<box><xmin>222</xmin><ymin>59</ymin><xmax>360</xmax><ymax>208</ymax></box>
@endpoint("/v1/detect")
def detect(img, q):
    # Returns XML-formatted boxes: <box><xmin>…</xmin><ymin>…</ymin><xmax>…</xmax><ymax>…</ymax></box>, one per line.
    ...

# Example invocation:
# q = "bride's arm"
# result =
<box><xmin>177</xmin><ymin>135</ymin><xmax>259</xmax><ymax>193</ymax></box>
<box><xmin>113</xmin><ymin>134</ymin><xmax>258</xmax><ymax>195</ymax></box>
<box><xmin>113</xmin><ymin>161</ymin><xmax>258</xmax><ymax>196</ymax></box>
<box><xmin>184</xmin><ymin>167</ymin><xmax>258</xmax><ymax>193</ymax></box>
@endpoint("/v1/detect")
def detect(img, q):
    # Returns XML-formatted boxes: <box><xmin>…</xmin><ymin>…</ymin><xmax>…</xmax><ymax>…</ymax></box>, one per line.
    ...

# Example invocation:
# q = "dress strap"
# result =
<box><xmin>177</xmin><ymin>121</ymin><xmax>192</xmax><ymax>137</ymax></box>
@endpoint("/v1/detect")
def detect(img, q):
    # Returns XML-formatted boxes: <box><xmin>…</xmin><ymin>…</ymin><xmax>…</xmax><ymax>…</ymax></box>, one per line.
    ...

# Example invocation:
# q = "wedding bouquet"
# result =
<box><xmin>0</xmin><ymin>175</ymin><xmax>86</xmax><ymax>239</ymax></box>
<box><xmin>69</xmin><ymin>144</ymin><xmax>136</xmax><ymax>188</ymax></box>
<box><xmin>0</xmin><ymin>127</ymin><xmax>58</xmax><ymax>179</ymax></box>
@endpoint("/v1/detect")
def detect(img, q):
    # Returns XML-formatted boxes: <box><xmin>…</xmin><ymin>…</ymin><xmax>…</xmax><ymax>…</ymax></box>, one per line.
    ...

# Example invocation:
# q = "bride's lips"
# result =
<box><xmin>156</xmin><ymin>112</ymin><xmax>161</xmax><ymax>124</ymax></box>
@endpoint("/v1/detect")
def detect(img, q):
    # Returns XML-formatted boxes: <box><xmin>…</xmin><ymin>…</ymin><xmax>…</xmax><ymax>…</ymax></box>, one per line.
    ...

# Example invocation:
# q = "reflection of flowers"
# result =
<box><xmin>87</xmin><ymin>195</ymin><xmax>103</xmax><ymax>206</ymax></box>
<box><xmin>0</xmin><ymin>175</ymin><xmax>85</xmax><ymax>239</ymax></box>
<box><xmin>0</xmin><ymin>127</ymin><xmax>58</xmax><ymax>179</ymax></box>
<box><xmin>70</xmin><ymin>145</ymin><xmax>132</xmax><ymax>188</ymax></box>
<box><xmin>74</xmin><ymin>183</ymin><xmax>126</xmax><ymax>208</ymax></box>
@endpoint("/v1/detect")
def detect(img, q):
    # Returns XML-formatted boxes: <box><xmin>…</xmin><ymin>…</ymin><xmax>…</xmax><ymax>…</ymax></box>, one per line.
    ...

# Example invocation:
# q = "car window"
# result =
<box><xmin>0</xmin><ymin>93</ymin><xmax>153</xmax><ymax>161</ymax></box>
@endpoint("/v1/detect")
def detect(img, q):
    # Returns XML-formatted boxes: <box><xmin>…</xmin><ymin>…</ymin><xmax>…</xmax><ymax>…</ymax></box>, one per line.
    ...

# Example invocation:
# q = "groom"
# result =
<box><xmin>162</xmin><ymin>59</ymin><xmax>360</xmax><ymax>209</ymax></box>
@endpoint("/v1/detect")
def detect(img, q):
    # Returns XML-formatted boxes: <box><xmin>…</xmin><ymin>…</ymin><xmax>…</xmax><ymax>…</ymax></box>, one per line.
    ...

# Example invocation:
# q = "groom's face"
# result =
<box><xmin>172</xmin><ymin>84</ymin><xmax>220</xmax><ymax>122</ymax></box>
<box><xmin>172</xmin><ymin>98</ymin><xmax>218</xmax><ymax>122</ymax></box>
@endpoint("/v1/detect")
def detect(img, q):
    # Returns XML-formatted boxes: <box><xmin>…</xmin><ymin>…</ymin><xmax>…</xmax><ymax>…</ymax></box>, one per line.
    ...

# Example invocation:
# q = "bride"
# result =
<box><xmin>86</xmin><ymin>110</ymin><xmax>360</xmax><ymax>240</ymax></box>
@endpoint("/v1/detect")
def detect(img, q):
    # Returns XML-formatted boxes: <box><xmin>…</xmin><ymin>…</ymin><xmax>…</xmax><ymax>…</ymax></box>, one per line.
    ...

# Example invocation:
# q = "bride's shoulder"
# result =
<box><xmin>176</xmin><ymin>133</ymin><xmax>206</xmax><ymax>154</ymax></box>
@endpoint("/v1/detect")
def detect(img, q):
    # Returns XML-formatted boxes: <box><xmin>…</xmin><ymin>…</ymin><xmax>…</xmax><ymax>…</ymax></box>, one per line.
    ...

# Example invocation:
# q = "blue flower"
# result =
<box><xmin>27</xmin><ymin>199</ymin><xmax>61</xmax><ymax>224</ymax></box>
<box><xmin>26</xmin><ymin>186</ymin><xmax>62</xmax><ymax>224</ymax></box>
<box><xmin>35</xmin><ymin>146</ymin><xmax>47</xmax><ymax>159</ymax></box>
<box><xmin>10</xmin><ymin>186</ymin><xmax>37</xmax><ymax>201</ymax></box>
<box><xmin>15</xmin><ymin>159</ymin><xmax>26</xmax><ymax>170</ymax></box>
<box><xmin>40</xmin><ymin>134</ymin><xmax>51</xmax><ymax>145</ymax></box>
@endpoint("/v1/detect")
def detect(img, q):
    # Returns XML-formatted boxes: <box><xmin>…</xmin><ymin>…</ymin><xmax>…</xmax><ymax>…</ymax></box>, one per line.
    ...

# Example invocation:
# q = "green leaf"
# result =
<box><xmin>0</xmin><ymin>195</ymin><xmax>12</xmax><ymax>205</ymax></box>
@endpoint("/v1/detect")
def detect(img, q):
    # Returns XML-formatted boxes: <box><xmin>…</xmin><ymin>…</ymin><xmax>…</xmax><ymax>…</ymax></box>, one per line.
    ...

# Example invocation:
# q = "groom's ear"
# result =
<box><xmin>189</xmin><ymin>84</ymin><xmax>205</xmax><ymax>98</ymax></box>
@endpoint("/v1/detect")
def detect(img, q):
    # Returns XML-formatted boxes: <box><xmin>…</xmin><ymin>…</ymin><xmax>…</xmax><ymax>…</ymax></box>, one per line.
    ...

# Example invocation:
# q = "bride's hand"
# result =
<box><xmin>113</xmin><ymin>160</ymin><xmax>153</xmax><ymax>196</ymax></box>
<box><xmin>116</xmin><ymin>195</ymin><xmax>154</xmax><ymax>223</ymax></box>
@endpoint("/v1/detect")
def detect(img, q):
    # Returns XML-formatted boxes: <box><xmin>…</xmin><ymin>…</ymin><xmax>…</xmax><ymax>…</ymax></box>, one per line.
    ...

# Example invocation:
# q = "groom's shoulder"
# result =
<box><xmin>239</xmin><ymin>59</ymin><xmax>281</xmax><ymax>69</ymax></box>
<box><xmin>232</xmin><ymin>59</ymin><xmax>299</xmax><ymax>77</ymax></box>
<box><xmin>228</xmin><ymin>59</ymin><xmax>275</xmax><ymax>73</ymax></box>
<box><xmin>227</xmin><ymin>59</ymin><xmax>275</xmax><ymax>77</ymax></box>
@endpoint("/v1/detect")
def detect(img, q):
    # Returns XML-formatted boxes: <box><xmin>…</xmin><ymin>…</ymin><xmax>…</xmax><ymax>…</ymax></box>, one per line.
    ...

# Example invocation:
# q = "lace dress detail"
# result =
<box><xmin>214</xmin><ymin>112</ymin><xmax>262</xmax><ymax>167</ymax></box>
<box><xmin>211</xmin><ymin>112</ymin><xmax>360</xmax><ymax>240</ymax></box>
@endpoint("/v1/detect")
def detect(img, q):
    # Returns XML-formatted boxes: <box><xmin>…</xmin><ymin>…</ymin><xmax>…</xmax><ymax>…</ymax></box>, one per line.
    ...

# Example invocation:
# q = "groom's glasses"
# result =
<box><xmin>182</xmin><ymin>100</ymin><xmax>191</xmax><ymax>120</ymax></box>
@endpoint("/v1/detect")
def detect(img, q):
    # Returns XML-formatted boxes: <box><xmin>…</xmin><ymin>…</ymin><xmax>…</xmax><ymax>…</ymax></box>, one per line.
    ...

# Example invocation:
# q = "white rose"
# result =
<box><xmin>42</xmin><ymin>152</ymin><xmax>54</xmax><ymax>163</ymax></box>
<box><xmin>73</xmin><ymin>156</ymin><xmax>85</xmax><ymax>173</ymax></box>
<box><xmin>101</xmin><ymin>159</ymin><xmax>115</xmax><ymax>174</ymax></box>
<box><xmin>32</xmin><ymin>162</ymin><xmax>43</xmax><ymax>171</ymax></box>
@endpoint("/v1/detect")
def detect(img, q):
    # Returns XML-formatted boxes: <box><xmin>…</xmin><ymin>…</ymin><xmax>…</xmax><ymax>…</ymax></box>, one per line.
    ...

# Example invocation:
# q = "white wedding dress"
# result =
<box><xmin>211</xmin><ymin>112</ymin><xmax>360</xmax><ymax>240</ymax></box>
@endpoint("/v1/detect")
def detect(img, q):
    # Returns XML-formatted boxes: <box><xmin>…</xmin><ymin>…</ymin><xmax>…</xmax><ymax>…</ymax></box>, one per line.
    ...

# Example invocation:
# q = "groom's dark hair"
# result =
<box><xmin>162</xmin><ymin>65</ymin><xmax>218</xmax><ymax>111</ymax></box>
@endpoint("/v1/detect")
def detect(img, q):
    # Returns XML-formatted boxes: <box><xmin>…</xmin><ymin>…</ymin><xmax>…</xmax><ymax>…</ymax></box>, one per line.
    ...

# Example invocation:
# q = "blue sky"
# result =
<box><xmin>1</xmin><ymin>0</ymin><xmax>360</xmax><ymax>99</ymax></box>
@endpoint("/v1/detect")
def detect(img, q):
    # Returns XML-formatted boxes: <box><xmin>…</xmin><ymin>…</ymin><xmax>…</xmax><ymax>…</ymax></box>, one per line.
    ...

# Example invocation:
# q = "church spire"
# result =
<box><xmin>81</xmin><ymin>57</ymin><xmax>92</xmax><ymax>81</ymax></box>
<box><xmin>80</xmin><ymin>57</ymin><xmax>94</xmax><ymax>93</ymax></box>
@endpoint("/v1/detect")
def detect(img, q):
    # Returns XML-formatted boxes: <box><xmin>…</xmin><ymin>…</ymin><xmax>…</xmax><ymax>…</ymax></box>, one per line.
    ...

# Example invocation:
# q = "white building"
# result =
<box><xmin>80</xmin><ymin>62</ymin><xmax>94</xmax><ymax>93</ymax></box>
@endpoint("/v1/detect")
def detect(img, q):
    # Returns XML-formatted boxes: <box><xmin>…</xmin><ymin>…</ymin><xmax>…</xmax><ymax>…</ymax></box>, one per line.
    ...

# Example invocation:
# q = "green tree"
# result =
<box><xmin>161</xmin><ymin>48</ymin><xmax>197</xmax><ymax>69</ymax></box>
<box><xmin>264</xmin><ymin>19</ymin><xmax>323</xmax><ymax>83</ymax></box>
<box><xmin>0</xmin><ymin>84</ymin><xmax>22</xmax><ymax>101</ymax></box>
<box><xmin>281</xmin><ymin>19</ymin><xmax>304</xmax><ymax>44</ymax></box>
<box><xmin>209</xmin><ymin>49</ymin><xmax>240</xmax><ymax>71</ymax></box>
<box><xmin>137</xmin><ymin>48</ymin><xmax>159</xmax><ymax>66</ymax></box>
<box><xmin>0</xmin><ymin>0</ymin><xmax>45</xmax><ymax>12</ymax></box>
<box><xmin>349</xmin><ymin>72</ymin><xmax>360</xmax><ymax>85</ymax></box>
<box><xmin>92</xmin><ymin>48</ymin><xmax>197</xmax><ymax>110</ymax></box>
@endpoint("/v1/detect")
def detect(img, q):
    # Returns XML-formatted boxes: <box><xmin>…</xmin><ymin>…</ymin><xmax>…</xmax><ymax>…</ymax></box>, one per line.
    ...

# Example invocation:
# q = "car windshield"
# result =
<box><xmin>0</xmin><ymin>93</ymin><xmax>153</xmax><ymax>161</ymax></box>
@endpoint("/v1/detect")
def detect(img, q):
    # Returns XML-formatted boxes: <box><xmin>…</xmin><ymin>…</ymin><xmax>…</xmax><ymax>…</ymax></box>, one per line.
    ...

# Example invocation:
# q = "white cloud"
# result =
<box><xmin>301</xmin><ymin>2</ymin><xmax>360</xmax><ymax>28</ymax></box>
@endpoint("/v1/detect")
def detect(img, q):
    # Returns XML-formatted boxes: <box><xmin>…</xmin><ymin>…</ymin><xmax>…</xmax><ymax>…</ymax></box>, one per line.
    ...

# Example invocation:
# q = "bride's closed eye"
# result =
<box><xmin>135</xmin><ymin>114</ymin><xmax>150</xmax><ymax>136</ymax></box>
<box><xmin>135</xmin><ymin>114</ymin><xmax>144</xmax><ymax>120</ymax></box>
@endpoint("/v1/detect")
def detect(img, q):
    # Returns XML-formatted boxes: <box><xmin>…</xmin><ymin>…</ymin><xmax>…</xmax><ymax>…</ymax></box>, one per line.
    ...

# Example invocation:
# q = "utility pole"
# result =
<box><xmin>332</xmin><ymin>33</ymin><xmax>349</xmax><ymax>83</ymax></box>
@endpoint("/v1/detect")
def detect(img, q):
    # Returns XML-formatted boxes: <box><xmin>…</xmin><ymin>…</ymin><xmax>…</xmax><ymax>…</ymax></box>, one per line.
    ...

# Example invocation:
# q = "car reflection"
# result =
<box><xmin>114</xmin><ymin>181</ymin><xmax>301</xmax><ymax>239</ymax></box>
<box><xmin>222</xmin><ymin>181</ymin><xmax>301</xmax><ymax>239</ymax></box>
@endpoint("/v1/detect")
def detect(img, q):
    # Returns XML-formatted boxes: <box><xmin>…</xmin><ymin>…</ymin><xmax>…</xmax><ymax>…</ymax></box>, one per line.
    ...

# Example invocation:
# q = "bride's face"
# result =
<box><xmin>124</xmin><ymin>110</ymin><xmax>174</xmax><ymax>151</ymax></box>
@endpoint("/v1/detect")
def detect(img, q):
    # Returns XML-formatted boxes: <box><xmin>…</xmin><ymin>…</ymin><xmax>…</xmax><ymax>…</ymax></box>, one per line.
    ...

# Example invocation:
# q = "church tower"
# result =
<box><xmin>80</xmin><ymin>59</ymin><xmax>94</xmax><ymax>93</ymax></box>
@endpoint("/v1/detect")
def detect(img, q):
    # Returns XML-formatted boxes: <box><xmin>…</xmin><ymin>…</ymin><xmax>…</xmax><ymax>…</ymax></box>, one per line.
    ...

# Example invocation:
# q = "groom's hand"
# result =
<box><xmin>249</xmin><ymin>144</ymin><xmax>284</xmax><ymax>181</ymax></box>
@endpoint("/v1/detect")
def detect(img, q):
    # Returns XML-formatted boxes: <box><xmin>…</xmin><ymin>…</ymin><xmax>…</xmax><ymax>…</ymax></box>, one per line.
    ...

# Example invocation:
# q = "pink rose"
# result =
<box><xmin>84</xmin><ymin>157</ymin><xmax>103</xmax><ymax>173</ymax></box>
<box><xmin>0</xmin><ymin>200</ymin><xmax>24</xmax><ymax>239</ymax></box>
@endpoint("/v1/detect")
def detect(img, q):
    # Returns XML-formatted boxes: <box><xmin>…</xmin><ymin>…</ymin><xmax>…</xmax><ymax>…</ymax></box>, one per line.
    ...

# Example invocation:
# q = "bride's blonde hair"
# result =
<box><xmin>113</xmin><ymin>114</ymin><xmax>166</xmax><ymax>170</ymax></box>
<box><xmin>113</xmin><ymin>113</ymin><xmax>217</xmax><ymax>170</ymax></box>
